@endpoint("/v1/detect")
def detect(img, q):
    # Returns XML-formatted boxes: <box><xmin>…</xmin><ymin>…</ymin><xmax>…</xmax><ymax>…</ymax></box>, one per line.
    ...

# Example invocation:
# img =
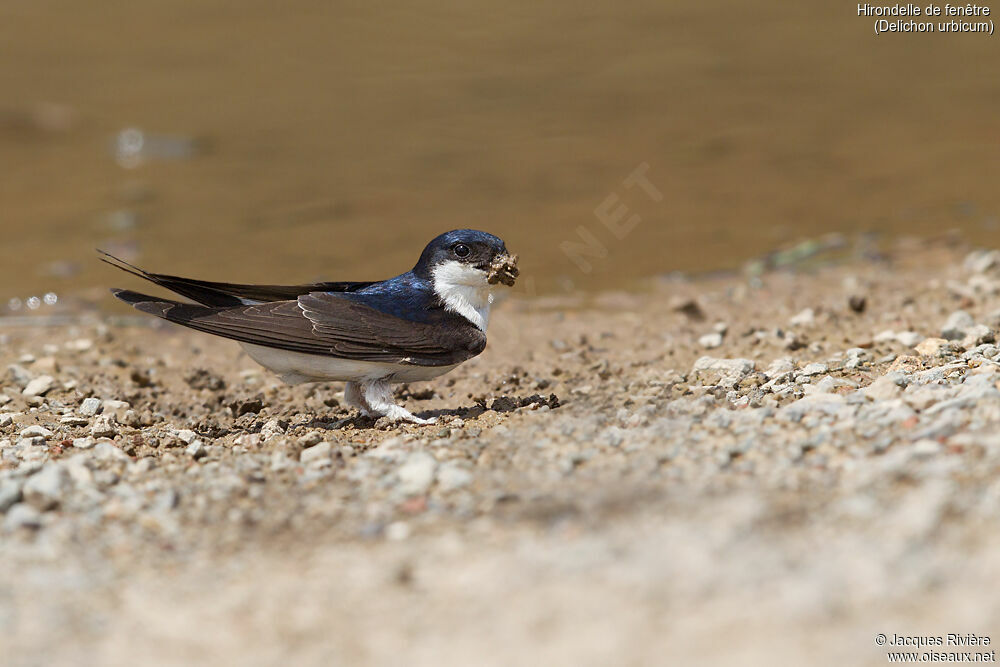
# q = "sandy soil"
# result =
<box><xmin>5</xmin><ymin>236</ymin><xmax>1000</xmax><ymax>666</ymax></box>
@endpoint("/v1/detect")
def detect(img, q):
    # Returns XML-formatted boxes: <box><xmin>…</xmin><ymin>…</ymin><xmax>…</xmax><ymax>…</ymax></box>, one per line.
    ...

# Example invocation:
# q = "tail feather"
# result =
<box><xmin>99</xmin><ymin>250</ymin><xmax>377</xmax><ymax>307</ymax></box>
<box><xmin>100</xmin><ymin>250</ymin><xmax>260</xmax><ymax>307</ymax></box>
<box><xmin>98</xmin><ymin>251</ymin><xmax>155</xmax><ymax>286</ymax></box>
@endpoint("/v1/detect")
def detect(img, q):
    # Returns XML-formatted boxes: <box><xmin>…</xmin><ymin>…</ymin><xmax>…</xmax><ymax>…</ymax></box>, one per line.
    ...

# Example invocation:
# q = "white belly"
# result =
<box><xmin>240</xmin><ymin>343</ymin><xmax>458</xmax><ymax>385</ymax></box>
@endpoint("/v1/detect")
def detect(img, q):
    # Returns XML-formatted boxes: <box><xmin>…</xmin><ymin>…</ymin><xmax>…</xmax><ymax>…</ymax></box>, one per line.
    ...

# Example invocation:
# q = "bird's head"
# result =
<box><xmin>413</xmin><ymin>229</ymin><xmax>518</xmax><ymax>329</ymax></box>
<box><xmin>413</xmin><ymin>229</ymin><xmax>519</xmax><ymax>288</ymax></box>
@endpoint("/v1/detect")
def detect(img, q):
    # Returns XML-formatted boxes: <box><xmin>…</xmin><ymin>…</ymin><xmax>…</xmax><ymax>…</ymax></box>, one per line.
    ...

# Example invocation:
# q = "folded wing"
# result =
<box><xmin>112</xmin><ymin>289</ymin><xmax>486</xmax><ymax>367</ymax></box>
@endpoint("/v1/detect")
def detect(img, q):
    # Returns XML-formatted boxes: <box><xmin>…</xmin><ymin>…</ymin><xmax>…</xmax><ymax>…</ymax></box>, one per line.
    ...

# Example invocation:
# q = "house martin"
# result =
<box><xmin>102</xmin><ymin>229</ymin><xmax>519</xmax><ymax>424</ymax></box>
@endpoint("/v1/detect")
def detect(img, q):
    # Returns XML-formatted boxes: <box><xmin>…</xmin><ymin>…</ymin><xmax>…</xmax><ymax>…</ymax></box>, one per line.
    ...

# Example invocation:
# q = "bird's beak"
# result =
<box><xmin>487</xmin><ymin>252</ymin><xmax>519</xmax><ymax>286</ymax></box>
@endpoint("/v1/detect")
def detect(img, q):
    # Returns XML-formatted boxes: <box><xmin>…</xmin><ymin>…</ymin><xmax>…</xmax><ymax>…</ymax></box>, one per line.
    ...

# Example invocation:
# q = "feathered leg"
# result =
<box><xmin>361</xmin><ymin>379</ymin><xmax>436</xmax><ymax>424</ymax></box>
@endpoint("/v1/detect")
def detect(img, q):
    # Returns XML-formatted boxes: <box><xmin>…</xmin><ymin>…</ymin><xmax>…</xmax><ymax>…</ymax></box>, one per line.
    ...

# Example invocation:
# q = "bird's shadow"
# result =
<box><xmin>287</xmin><ymin>393</ymin><xmax>559</xmax><ymax>431</ymax></box>
<box><xmin>290</xmin><ymin>404</ymin><xmax>483</xmax><ymax>431</ymax></box>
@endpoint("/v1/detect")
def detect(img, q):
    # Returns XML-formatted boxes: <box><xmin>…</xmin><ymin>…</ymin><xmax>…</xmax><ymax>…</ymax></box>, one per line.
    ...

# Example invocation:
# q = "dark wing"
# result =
<box><xmin>99</xmin><ymin>250</ymin><xmax>376</xmax><ymax>307</ymax></box>
<box><xmin>112</xmin><ymin>289</ymin><xmax>486</xmax><ymax>367</ymax></box>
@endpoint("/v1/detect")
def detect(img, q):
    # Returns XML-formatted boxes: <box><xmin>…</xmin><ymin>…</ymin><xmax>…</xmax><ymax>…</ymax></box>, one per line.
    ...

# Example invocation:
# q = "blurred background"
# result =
<box><xmin>2</xmin><ymin>0</ymin><xmax>998</xmax><ymax>311</ymax></box>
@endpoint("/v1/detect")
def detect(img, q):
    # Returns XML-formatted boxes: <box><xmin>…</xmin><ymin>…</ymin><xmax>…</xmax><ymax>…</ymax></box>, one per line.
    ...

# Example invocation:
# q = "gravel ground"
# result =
<box><xmin>5</xmin><ymin>237</ymin><xmax>1000</xmax><ymax>666</ymax></box>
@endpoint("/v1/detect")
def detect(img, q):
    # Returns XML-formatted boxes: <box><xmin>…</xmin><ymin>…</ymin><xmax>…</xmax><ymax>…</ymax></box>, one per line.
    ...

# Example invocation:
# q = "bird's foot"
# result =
<box><xmin>379</xmin><ymin>405</ymin><xmax>437</xmax><ymax>425</ymax></box>
<box><xmin>347</xmin><ymin>379</ymin><xmax>437</xmax><ymax>426</ymax></box>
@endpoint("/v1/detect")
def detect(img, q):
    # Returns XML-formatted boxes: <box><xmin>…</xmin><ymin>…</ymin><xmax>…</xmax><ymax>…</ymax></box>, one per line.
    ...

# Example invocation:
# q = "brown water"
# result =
<box><xmin>2</xmin><ymin>1</ymin><xmax>999</xmax><ymax>310</ymax></box>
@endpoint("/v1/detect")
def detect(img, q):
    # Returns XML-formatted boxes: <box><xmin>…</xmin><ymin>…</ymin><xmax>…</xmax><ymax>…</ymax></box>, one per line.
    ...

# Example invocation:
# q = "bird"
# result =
<box><xmin>101</xmin><ymin>229</ymin><xmax>519</xmax><ymax>424</ymax></box>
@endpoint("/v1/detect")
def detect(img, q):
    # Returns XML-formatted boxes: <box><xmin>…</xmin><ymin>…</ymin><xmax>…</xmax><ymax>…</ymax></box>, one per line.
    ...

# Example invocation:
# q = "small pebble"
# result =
<box><xmin>185</xmin><ymin>440</ymin><xmax>206</xmax><ymax>460</ymax></box>
<box><xmin>941</xmin><ymin>311</ymin><xmax>975</xmax><ymax>340</ymax></box>
<box><xmin>175</xmin><ymin>429</ymin><xmax>198</xmax><ymax>444</ymax></box>
<box><xmin>437</xmin><ymin>462</ymin><xmax>473</xmax><ymax>491</ymax></box>
<box><xmin>896</xmin><ymin>331</ymin><xmax>923</xmax><ymax>348</ymax></box>
<box><xmin>22</xmin><ymin>375</ymin><xmax>54</xmax><ymax>397</ymax></box>
<box><xmin>916</xmin><ymin>338</ymin><xmax>948</xmax><ymax>357</ymax></box>
<box><xmin>23</xmin><ymin>464</ymin><xmax>70</xmax><ymax>510</ymax></box>
<box><xmin>912</xmin><ymin>439</ymin><xmax>943</xmax><ymax>457</ymax></box>
<box><xmin>385</xmin><ymin>521</ymin><xmax>411</xmax><ymax>541</ymax></box>
<box><xmin>73</xmin><ymin>437</ymin><xmax>96</xmax><ymax>449</ymax></box>
<box><xmin>0</xmin><ymin>479</ymin><xmax>23</xmax><ymax>512</ymax></box>
<box><xmin>300</xmin><ymin>441</ymin><xmax>332</xmax><ymax>464</ymax></box>
<box><xmin>699</xmin><ymin>332</ymin><xmax>724</xmax><ymax>349</ymax></box>
<box><xmin>863</xmin><ymin>376</ymin><xmax>901</xmax><ymax>400</ymax></box>
<box><xmin>91</xmin><ymin>415</ymin><xmax>117</xmax><ymax>438</ymax></box>
<box><xmin>79</xmin><ymin>397</ymin><xmax>102</xmax><ymax>417</ymax></box>
<box><xmin>789</xmin><ymin>308</ymin><xmax>815</xmax><ymax>327</ymax></box>
<box><xmin>396</xmin><ymin>452</ymin><xmax>437</xmax><ymax>496</ymax></box>
<box><xmin>297</xmin><ymin>432</ymin><xmax>324</xmax><ymax>448</ymax></box>
<box><xmin>4</xmin><ymin>503</ymin><xmax>42</xmax><ymax>530</ymax></box>
<box><xmin>19</xmin><ymin>425</ymin><xmax>53</xmax><ymax>439</ymax></box>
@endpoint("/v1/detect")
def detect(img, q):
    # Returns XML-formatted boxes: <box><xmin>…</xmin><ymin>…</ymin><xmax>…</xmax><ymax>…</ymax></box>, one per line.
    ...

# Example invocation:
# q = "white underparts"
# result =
<box><xmin>431</xmin><ymin>260</ymin><xmax>494</xmax><ymax>331</ymax></box>
<box><xmin>239</xmin><ymin>343</ymin><xmax>445</xmax><ymax>424</ymax></box>
<box><xmin>240</xmin><ymin>343</ymin><xmax>457</xmax><ymax>384</ymax></box>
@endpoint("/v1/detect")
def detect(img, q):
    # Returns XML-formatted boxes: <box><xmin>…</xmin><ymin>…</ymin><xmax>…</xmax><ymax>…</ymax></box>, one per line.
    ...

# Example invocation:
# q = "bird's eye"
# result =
<box><xmin>453</xmin><ymin>243</ymin><xmax>471</xmax><ymax>258</ymax></box>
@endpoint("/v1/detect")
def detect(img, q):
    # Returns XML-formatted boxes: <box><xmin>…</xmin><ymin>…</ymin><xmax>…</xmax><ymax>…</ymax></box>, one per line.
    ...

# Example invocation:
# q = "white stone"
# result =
<box><xmin>300</xmin><ymin>441</ymin><xmax>332</xmax><ymax>464</ymax></box>
<box><xmin>863</xmin><ymin>376</ymin><xmax>901</xmax><ymax>400</ymax></box>
<box><xmin>64</xmin><ymin>458</ymin><xmax>94</xmax><ymax>486</ymax></box>
<box><xmin>789</xmin><ymin>308</ymin><xmax>815</xmax><ymax>327</ymax></box>
<box><xmin>60</xmin><ymin>416</ymin><xmax>89</xmax><ymax>426</ymax></box>
<box><xmin>19</xmin><ymin>425</ymin><xmax>53</xmax><ymax>439</ymax></box>
<box><xmin>912</xmin><ymin>439</ymin><xmax>942</xmax><ymax>457</ymax></box>
<box><xmin>78</xmin><ymin>397</ymin><xmax>102</xmax><ymax>417</ymax></box>
<box><xmin>961</xmin><ymin>324</ymin><xmax>994</xmax><ymax>349</ymax></box>
<box><xmin>175</xmin><ymin>429</ymin><xmax>198</xmax><ymax>444</ymax></box>
<box><xmin>92</xmin><ymin>441</ymin><xmax>130</xmax><ymax>461</ymax></box>
<box><xmin>23</xmin><ymin>464</ymin><xmax>70</xmax><ymax>510</ymax></box>
<box><xmin>779</xmin><ymin>393</ymin><xmax>850</xmax><ymax>422</ymax></box>
<box><xmin>270</xmin><ymin>451</ymin><xmax>294</xmax><ymax>471</ymax></box>
<box><xmin>185</xmin><ymin>440</ymin><xmax>206</xmax><ymax>459</ymax></box>
<box><xmin>65</xmin><ymin>338</ymin><xmax>93</xmax><ymax>352</ymax></box>
<box><xmin>386</xmin><ymin>521</ymin><xmax>411</xmax><ymax>541</ymax></box>
<box><xmin>235</xmin><ymin>433</ymin><xmax>261</xmax><ymax>449</ymax></box>
<box><xmin>691</xmin><ymin>357</ymin><xmax>755</xmax><ymax>388</ymax></box>
<box><xmin>102</xmin><ymin>400</ymin><xmax>131</xmax><ymax>420</ymax></box>
<box><xmin>72</xmin><ymin>436</ymin><xmax>96</xmax><ymax>449</ymax></box>
<box><xmin>91</xmin><ymin>415</ymin><xmax>117</xmax><ymax>438</ymax></box>
<box><xmin>297</xmin><ymin>431</ymin><xmax>323</xmax><ymax>448</ymax></box>
<box><xmin>260</xmin><ymin>418</ymin><xmax>286</xmax><ymax>441</ymax></box>
<box><xmin>964</xmin><ymin>249</ymin><xmax>1000</xmax><ymax>274</ymax></box>
<box><xmin>698</xmin><ymin>332</ymin><xmax>723</xmax><ymax>349</ymax></box>
<box><xmin>915</xmin><ymin>338</ymin><xmax>948</xmax><ymax>357</ymax></box>
<box><xmin>0</xmin><ymin>479</ymin><xmax>22</xmax><ymax>512</ymax></box>
<box><xmin>4</xmin><ymin>503</ymin><xmax>42</xmax><ymax>530</ymax></box>
<box><xmin>22</xmin><ymin>375</ymin><xmax>54</xmax><ymax>397</ymax></box>
<box><xmin>396</xmin><ymin>451</ymin><xmax>437</xmax><ymax>496</ymax></box>
<box><xmin>942</xmin><ymin>311</ymin><xmax>975</xmax><ymax>340</ymax></box>
<box><xmin>365</xmin><ymin>438</ymin><xmax>407</xmax><ymax>462</ymax></box>
<box><xmin>437</xmin><ymin>462</ymin><xmax>473</xmax><ymax>491</ymax></box>
<box><xmin>764</xmin><ymin>358</ymin><xmax>796</xmax><ymax>380</ymax></box>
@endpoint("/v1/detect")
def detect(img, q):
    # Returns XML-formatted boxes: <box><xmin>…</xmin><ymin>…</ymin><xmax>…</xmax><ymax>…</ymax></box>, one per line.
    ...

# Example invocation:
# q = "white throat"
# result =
<box><xmin>431</xmin><ymin>260</ymin><xmax>494</xmax><ymax>331</ymax></box>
